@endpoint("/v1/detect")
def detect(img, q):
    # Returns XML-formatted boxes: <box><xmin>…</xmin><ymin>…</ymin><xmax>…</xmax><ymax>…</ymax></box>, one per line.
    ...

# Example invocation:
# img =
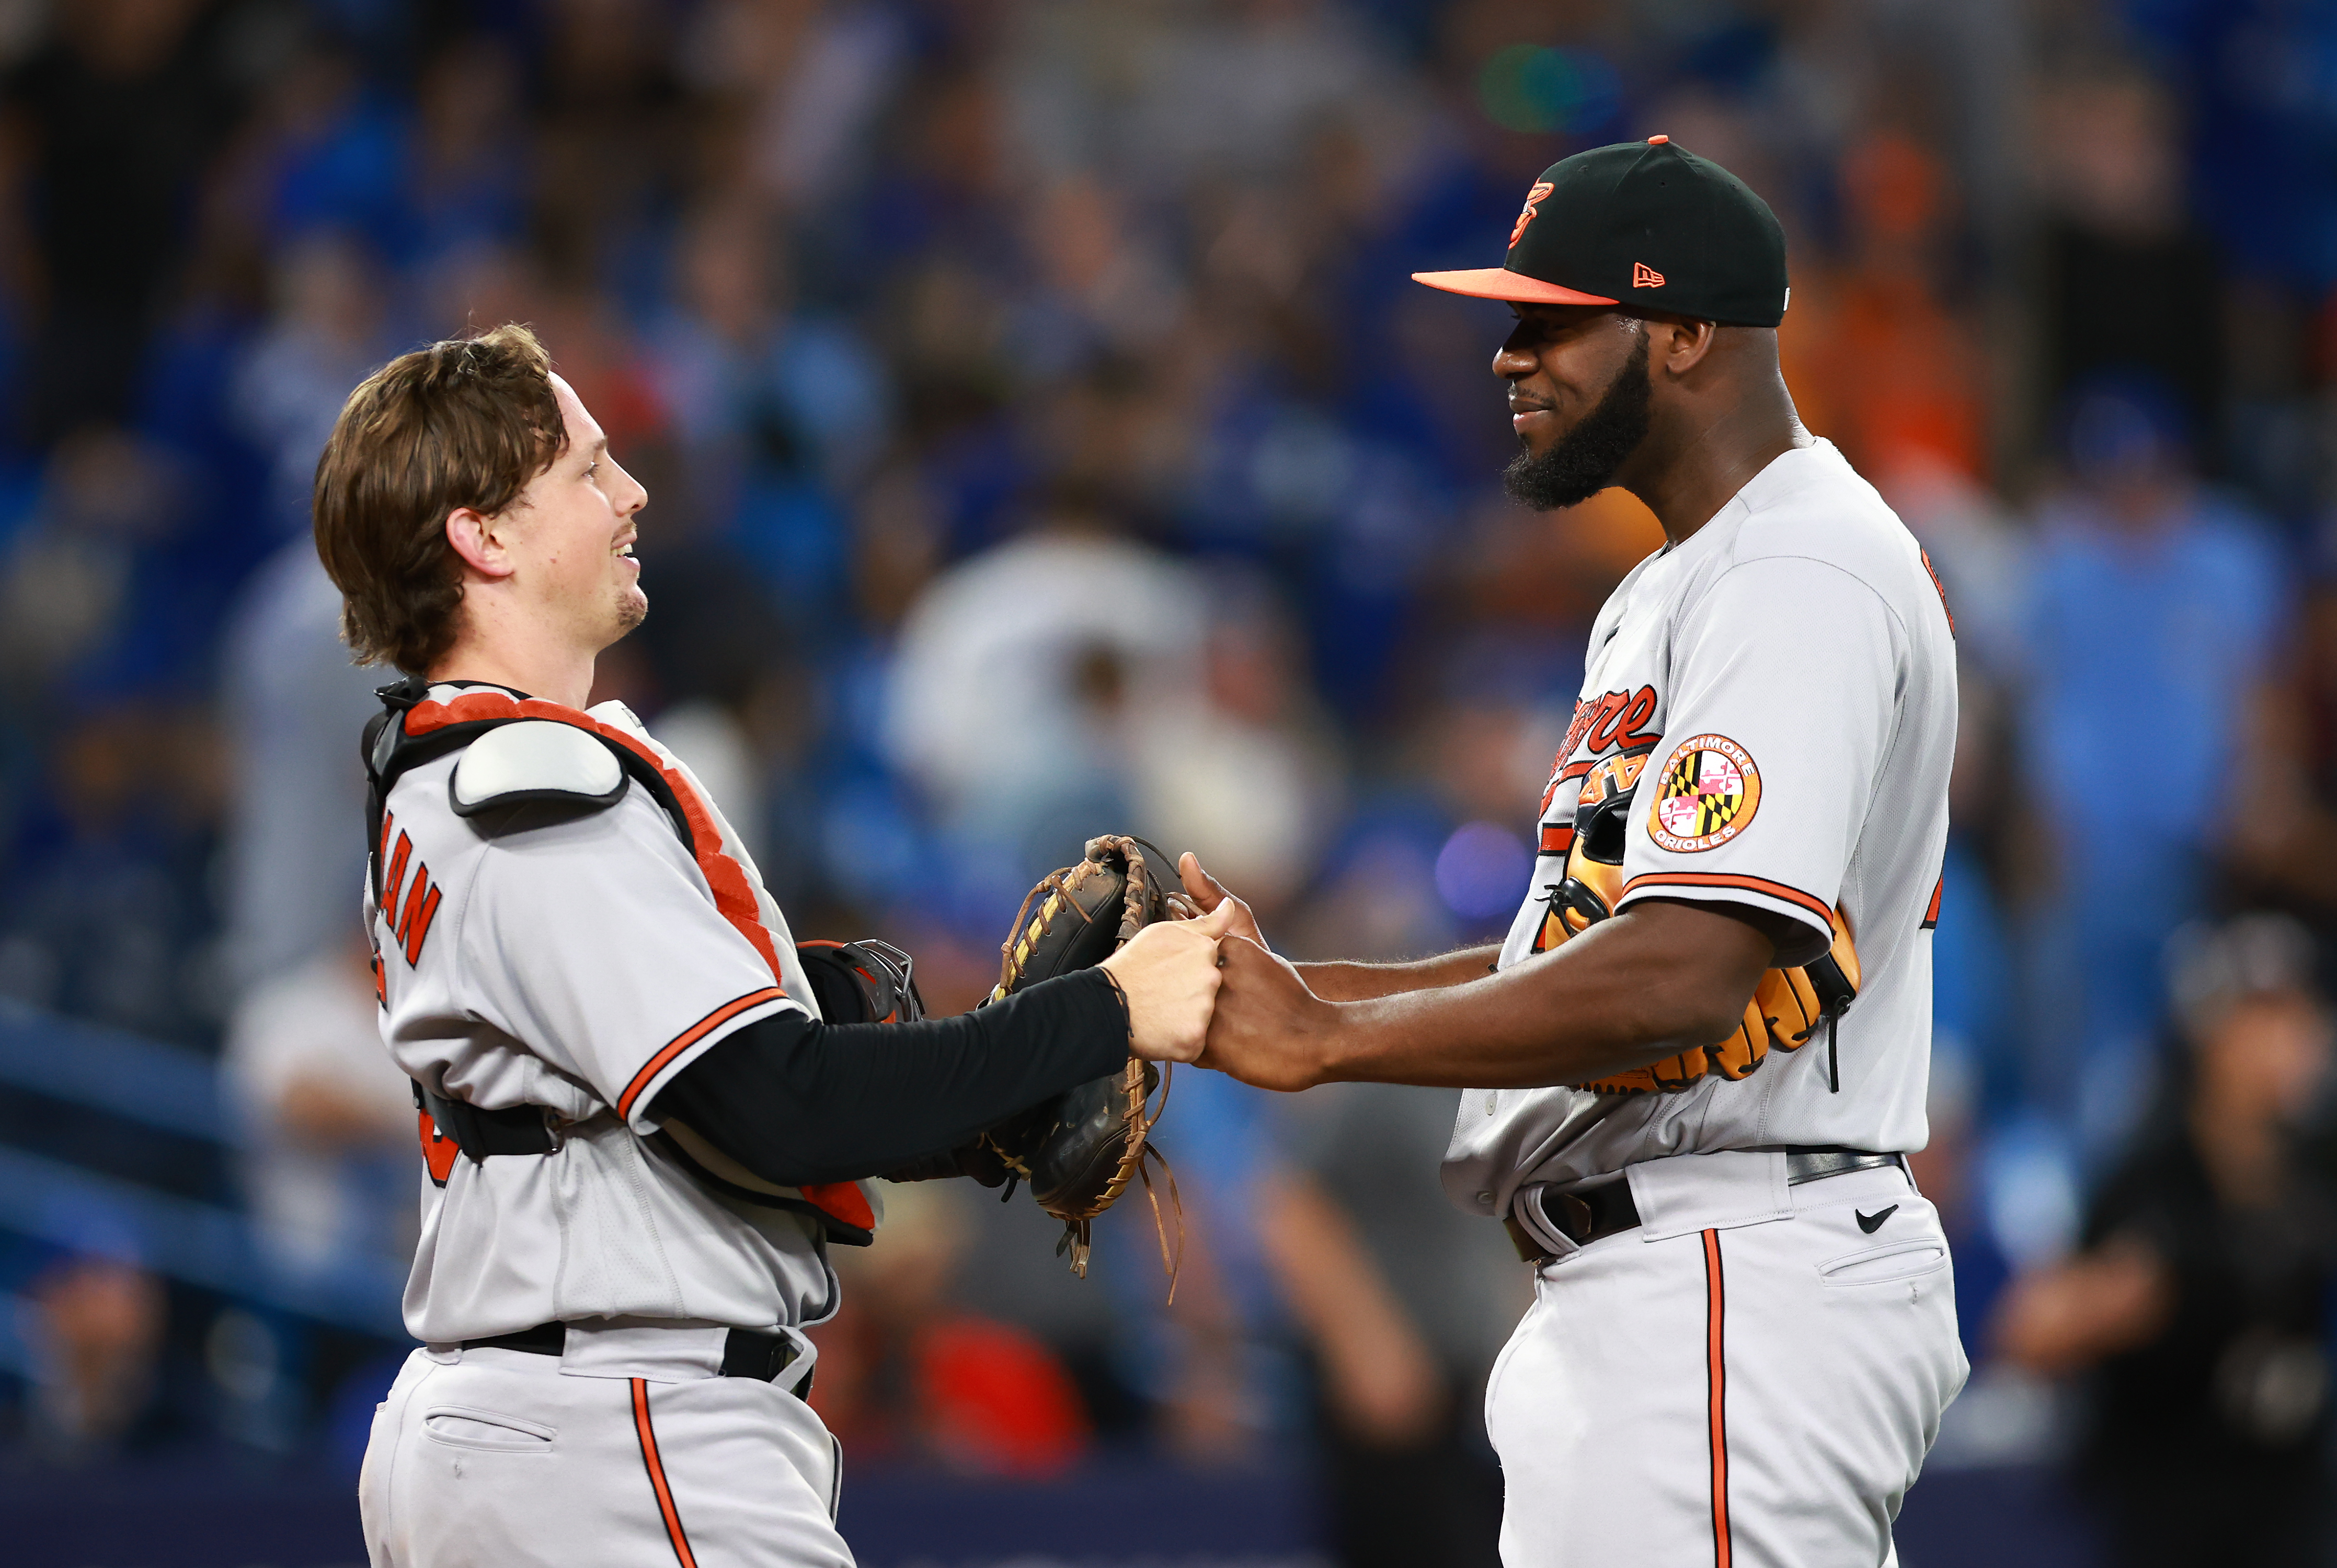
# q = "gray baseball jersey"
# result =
<box><xmin>370</xmin><ymin>684</ymin><xmax>858</xmax><ymax>1344</ymax></box>
<box><xmin>1444</xmin><ymin>440</ymin><xmax>1956</xmax><ymax>1214</ymax></box>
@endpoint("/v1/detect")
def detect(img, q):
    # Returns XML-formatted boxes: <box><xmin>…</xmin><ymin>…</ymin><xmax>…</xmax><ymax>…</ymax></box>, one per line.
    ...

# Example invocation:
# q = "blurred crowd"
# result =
<box><xmin>0</xmin><ymin>0</ymin><xmax>2334</xmax><ymax>1560</ymax></box>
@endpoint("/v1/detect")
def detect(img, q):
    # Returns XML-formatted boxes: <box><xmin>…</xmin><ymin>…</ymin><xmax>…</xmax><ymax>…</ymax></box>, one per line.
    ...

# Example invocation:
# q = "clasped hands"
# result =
<box><xmin>1092</xmin><ymin>853</ymin><xmax>1332</xmax><ymax>1092</ymax></box>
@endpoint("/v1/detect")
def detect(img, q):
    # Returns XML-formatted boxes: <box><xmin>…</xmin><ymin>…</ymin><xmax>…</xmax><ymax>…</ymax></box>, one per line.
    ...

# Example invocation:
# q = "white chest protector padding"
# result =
<box><xmin>450</xmin><ymin>718</ymin><xmax>627</xmax><ymax>817</ymax></box>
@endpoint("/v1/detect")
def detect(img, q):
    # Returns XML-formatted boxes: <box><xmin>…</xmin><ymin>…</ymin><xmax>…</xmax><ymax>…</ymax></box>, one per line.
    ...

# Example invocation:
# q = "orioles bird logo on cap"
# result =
<box><xmin>1509</xmin><ymin>181</ymin><xmax>1555</xmax><ymax>249</ymax></box>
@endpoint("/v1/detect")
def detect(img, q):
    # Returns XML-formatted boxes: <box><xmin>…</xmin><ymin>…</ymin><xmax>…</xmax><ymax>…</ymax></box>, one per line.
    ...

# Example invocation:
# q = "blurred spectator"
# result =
<box><xmin>18</xmin><ymin>1249</ymin><xmax>166</xmax><ymax>1456</ymax></box>
<box><xmin>0</xmin><ymin>426</ymin><xmax>185</xmax><ymax>692</ymax></box>
<box><xmin>222</xmin><ymin>938</ymin><xmax>414</xmax><ymax>1279</ymax></box>
<box><xmin>1093</xmin><ymin>1049</ymin><xmax>1504</xmax><ymax>1541</ymax></box>
<box><xmin>1281</xmin><ymin>816</ymin><xmax>1458</xmax><ymax>965</ymax></box>
<box><xmin>649</xmin><ymin>198</ymin><xmax>891</xmax><ymax>613</ymax></box>
<box><xmin>0</xmin><ymin>700</ymin><xmax>222</xmax><ymax>1041</ymax></box>
<box><xmin>231</xmin><ymin>229</ymin><xmax>396</xmax><ymax>542</ymax></box>
<box><xmin>1907</xmin><ymin>1049</ymin><xmax>2013</xmax><ymax>1366</ymax></box>
<box><xmin>2032</xmin><ymin>70</ymin><xmax>2224</xmax><ymax>475</ymax></box>
<box><xmin>7</xmin><ymin>0</ymin><xmax>248</xmax><ymax>441</ymax></box>
<box><xmin>218</xmin><ymin>541</ymin><xmax>384</xmax><ymax>996</ymax></box>
<box><xmin>654</xmin><ymin>201</ymin><xmax>891</xmax><ymax>490</ymax></box>
<box><xmin>404</xmin><ymin>36</ymin><xmax>527</xmax><ymax>268</ymax></box>
<box><xmin>2017</xmin><ymin>375</ymin><xmax>2284</xmax><ymax>1157</ymax></box>
<box><xmin>885</xmin><ymin>509</ymin><xmax>1206</xmax><ymax>875</ymax></box>
<box><xmin>810</xmin><ymin>1182</ymin><xmax>1091</xmax><ymax>1477</ymax></box>
<box><xmin>679</xmin><ymin>0</ymin><xmax>911</xmax><ymax>214</ymax></box>
<box><xmin>1797</xmin><ymin>132</ymin><xmax>1989</xmax><ymax>481</ymax></box>
<box><xmin>1879</xmin><ymin>452</ymin><xmax>2031</xmax><ymax>680</ymax></box>
<box><xmin>1132</xmin><ymin>575</ymin><xmax>1343</xmax><ymax>918</ymax></box>
<box><xmin>1280</xmin><ymin>1081</ymin><xmax>1524</xmax><ymax>1568</ymax></box>
<box><xmin>1994</xmin><ymin>914</ymin><xmax>2337</xmax><ymax>1567</ymax></box>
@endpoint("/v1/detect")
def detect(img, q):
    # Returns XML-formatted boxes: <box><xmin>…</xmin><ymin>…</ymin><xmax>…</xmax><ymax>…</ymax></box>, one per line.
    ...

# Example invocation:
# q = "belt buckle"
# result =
<box><xmin>1503</xmin><ymin>1212</ymin><xmax>1554</xmax><ymax>1265</ymax></box>
<box><xmin>721</xmin><ymin>1327</ymin><xmax>801</xmax><ymax>1384</ymax></box>
<box><xmin>1504</xmin><ymin>1185</ymin><xmax>1597</xmax><ymax>1264</ymax></box>
<box><xmin>1546</xmin><ymin>1188</ymin><xmax>1595</xmax><ymax>1242</ymax></box>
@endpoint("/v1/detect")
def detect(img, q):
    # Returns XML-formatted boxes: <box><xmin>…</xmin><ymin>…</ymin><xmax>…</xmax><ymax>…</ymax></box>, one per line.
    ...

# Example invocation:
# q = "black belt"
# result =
<box><xmin>462</xmin><ymin>1321</ymin><xmax>809</xmax><ymax>1388</ymax></box>
<box><xmin>415</xmin><ymin>1082</ymin><xmax>561</xmax><ymax>1161</ymax></box>
<box><xmin>1503</xmin><ymin>1147</ymin><xmax>1907</xmax><ymax>1264</ymax></box>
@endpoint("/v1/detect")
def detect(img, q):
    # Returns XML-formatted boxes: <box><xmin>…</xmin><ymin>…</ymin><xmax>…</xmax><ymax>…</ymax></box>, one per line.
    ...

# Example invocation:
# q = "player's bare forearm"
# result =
<box><xmin>1202</xmin><ymin>900</ymin><xmax>1775</xmax><ymax>1091</ymax></box>
<box><xmin>1294</xmin><ymin>945</ymin><xmax>1501</xmax><ymax>1002</ymax></box>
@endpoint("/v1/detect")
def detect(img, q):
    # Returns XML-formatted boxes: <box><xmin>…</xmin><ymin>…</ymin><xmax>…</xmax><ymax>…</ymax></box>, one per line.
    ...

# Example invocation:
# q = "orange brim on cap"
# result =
<box><xmin>1410</xmin><ymin>268</ymin><xmax>1618</xmax><ymax>305</ymax></box>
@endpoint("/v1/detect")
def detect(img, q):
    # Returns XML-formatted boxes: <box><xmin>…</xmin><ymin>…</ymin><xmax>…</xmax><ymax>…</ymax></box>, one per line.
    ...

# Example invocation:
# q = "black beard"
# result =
<box><xmin>1502</xmin><ymin>331</ymin><xmax>1652</xmax><ymax>510</ymax></box>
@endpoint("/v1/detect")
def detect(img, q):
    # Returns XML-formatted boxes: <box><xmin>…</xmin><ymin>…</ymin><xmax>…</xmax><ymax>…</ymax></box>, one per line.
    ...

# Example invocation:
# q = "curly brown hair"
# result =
<box><xmin>312</xmin><ymin>324</ymin><xmax>569</xmax><ymax>672</ymax></box>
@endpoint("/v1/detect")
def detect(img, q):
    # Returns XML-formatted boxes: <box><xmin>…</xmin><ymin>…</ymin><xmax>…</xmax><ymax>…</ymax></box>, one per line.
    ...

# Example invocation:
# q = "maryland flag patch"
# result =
<box><xmin>1649</xmin><ymin>735</ymin><xmax>1761</xmax><ymax>853</ymax></box>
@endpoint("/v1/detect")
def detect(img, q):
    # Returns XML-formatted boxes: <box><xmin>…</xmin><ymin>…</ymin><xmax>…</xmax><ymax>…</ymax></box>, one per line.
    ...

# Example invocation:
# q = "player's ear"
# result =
<box><xmin>1654</xmin><ymin>316</ymin><xmax>1720</xmax><ymax>378</ymax></box>
<box><xmin>445</xmin><ymin>506</ymin><xmax>517</xmax><ymax>580</ymax></box>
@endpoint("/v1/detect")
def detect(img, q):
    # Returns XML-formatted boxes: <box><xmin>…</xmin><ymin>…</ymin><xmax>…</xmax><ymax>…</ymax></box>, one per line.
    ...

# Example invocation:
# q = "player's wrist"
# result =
<box><xmin>1299</xmin><ymin>997</ymin><xmax>1371</xmax><ymax>1087</ymax></box>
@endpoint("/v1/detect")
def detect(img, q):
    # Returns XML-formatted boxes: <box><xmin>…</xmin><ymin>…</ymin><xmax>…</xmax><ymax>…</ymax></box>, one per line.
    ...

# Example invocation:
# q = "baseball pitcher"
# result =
<box><xmin>1190</xmin><ymin>140</ymin><xmax>1967</xmax><ymax>1565</ymax></box>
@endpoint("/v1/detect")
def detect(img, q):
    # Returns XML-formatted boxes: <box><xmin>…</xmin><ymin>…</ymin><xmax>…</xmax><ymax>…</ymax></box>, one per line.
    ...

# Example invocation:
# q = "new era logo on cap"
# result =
<box><xmin>1632</xmin><ymin>262</ymin><xmax>1665</xmax><ymax>288</ymax></box>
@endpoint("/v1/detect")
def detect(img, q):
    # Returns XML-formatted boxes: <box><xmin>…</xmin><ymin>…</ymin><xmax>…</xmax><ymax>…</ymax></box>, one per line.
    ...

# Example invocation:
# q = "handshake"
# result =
<box><xmin>1094</xmin><ymin>848</ymin><xmax>1324</xmax><ymax>1093</ymax></box>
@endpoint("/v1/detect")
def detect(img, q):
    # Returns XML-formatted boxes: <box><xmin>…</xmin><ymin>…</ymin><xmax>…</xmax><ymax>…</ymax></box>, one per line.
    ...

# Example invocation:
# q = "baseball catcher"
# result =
<box><xmin>325</xmin><ymin>325</ymin><xmax>1234</xmax><ymax>1568</ymax></box>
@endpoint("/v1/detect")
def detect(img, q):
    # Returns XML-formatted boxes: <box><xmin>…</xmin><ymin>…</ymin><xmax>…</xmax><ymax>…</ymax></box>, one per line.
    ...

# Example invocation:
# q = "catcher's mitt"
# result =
<box><xmin>978</xmin><ymin>834</ymin><xmax>1183</xmax><ymax>1283</ymax></box>
<box><xmin>1532</xmin><ymin>777</ymin><xmax>1861</xmax><ymax>1094</ymax></box>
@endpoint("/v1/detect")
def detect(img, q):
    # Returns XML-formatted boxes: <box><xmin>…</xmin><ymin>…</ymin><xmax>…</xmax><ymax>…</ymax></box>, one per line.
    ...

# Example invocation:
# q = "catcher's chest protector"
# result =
<box><xmin>364</xmin><ymin>678</ymin><xmax>879</xmax><ymax>1244</ymax></box>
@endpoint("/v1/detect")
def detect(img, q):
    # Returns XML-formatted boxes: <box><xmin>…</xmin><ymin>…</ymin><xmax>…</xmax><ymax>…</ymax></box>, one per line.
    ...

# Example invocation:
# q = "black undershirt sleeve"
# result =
<box><xmin>646</xmin><ymin>967</ymin><xmax>1132</xmax><ymax>1188</ymax></box>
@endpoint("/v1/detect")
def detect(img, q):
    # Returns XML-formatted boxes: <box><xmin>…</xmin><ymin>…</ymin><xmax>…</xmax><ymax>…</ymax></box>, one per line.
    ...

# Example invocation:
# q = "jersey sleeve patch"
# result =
<box><xmin>1647</xmin><ymin>734</ymin><xmax>1762</xmax><ymax>853</ymax></box>
<box><xmin>451</xmin><ymin>720</ymin><xmax>627</xmax><ymax>817</ymax></box>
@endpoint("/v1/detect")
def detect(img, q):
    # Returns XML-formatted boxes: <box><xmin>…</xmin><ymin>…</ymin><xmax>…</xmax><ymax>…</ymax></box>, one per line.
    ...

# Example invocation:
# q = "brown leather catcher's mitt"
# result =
<box><xmin>978</xmin><ymin>834</ymin><xmax>1182</xmax><ymax>1280</ymax></box>
<box><xmin>1533</xmin><ymin>778</ymin><xmax>1862</xmax><ymax>1094</ymax></box>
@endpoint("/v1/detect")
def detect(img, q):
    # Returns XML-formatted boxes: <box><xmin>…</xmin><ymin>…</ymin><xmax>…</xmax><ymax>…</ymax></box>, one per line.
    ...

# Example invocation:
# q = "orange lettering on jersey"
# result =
<box><xmin>397</xmin><ymin>864</ymin><xmax>444</xmax><ymax>966</ymax></box>
<box><xmin>1589</xmin><ymin>686</ymin><xmax>1659</xmax><ymax>752</ymax></box>
<box><xmin>383</xmin><ymin>829</ymin><xmax>414</xmax><ymax>914</ymax></box>
<box><xmin>1544</xmin><ymin>685</ymin><xmax>1661</xmax><ymax>810</ymax></box>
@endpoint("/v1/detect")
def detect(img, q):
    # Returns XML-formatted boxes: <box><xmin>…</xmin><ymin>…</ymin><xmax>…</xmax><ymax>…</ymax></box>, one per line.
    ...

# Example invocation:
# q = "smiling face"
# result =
<box><xmin>1494</xmin><ymin>304</ymin><xmax>1655</xmax><ymax>510</ymax></box>
<box><xmin>498</xmin><ymin>374</ymin><xmax>648</xmax><ymax>654</ymax></box>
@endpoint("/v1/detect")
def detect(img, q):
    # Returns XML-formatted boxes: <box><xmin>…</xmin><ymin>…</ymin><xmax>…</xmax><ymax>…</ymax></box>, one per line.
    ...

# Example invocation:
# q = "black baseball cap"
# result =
<box><xmin>1414</xmin><ymin>137</ymin><xmax>1789</xmax><ymax>328</ymax></box>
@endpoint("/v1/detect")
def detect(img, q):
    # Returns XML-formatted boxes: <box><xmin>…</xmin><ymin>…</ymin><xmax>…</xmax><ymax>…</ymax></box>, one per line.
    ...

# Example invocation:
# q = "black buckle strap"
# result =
<box><xmin>458</xmin><ymin>1322</ymin><xmax>807</xmax><ymax>1389</ymax></box>
<box><xmin>1504</xmin><ymin>1177</ymin><xmax>1641</xmax><ymax>1263</ymax></box>
<box><xmin>414</xmin><ymin>1082</ymin><xmax>560</xmax><ymax>1162</ymax></box>
<box><xmin>719</xmin><ymin>1328</ymin><xmax>801</xmax><ymax>1383</ymax></box>
<box><xmin>1505</xmin><ymin>1148</ymin><xmax>1906</xmax><ymax>1263</ymax></box>
<box><xmin>1781</xmin><ymin>1147</ymin><xmax>1905</xmax><ymax>1185</ymax></box>
<box><xmin>464</xmin><ymin>1321</ymin><xmax>567</xmax><ymax>1356</ymax></box>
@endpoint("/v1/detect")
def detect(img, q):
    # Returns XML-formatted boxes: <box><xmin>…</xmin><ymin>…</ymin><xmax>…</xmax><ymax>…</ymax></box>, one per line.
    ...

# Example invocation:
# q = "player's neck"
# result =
<box><xmin>1622</xmin><ymin>382</ymin><xmax>1812</xmax><ymax>548</ymax></box>
<box><xmin>428</xmin><ymin>617</ymin><xmax>599</xmax><ymax>711</ymax></box>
